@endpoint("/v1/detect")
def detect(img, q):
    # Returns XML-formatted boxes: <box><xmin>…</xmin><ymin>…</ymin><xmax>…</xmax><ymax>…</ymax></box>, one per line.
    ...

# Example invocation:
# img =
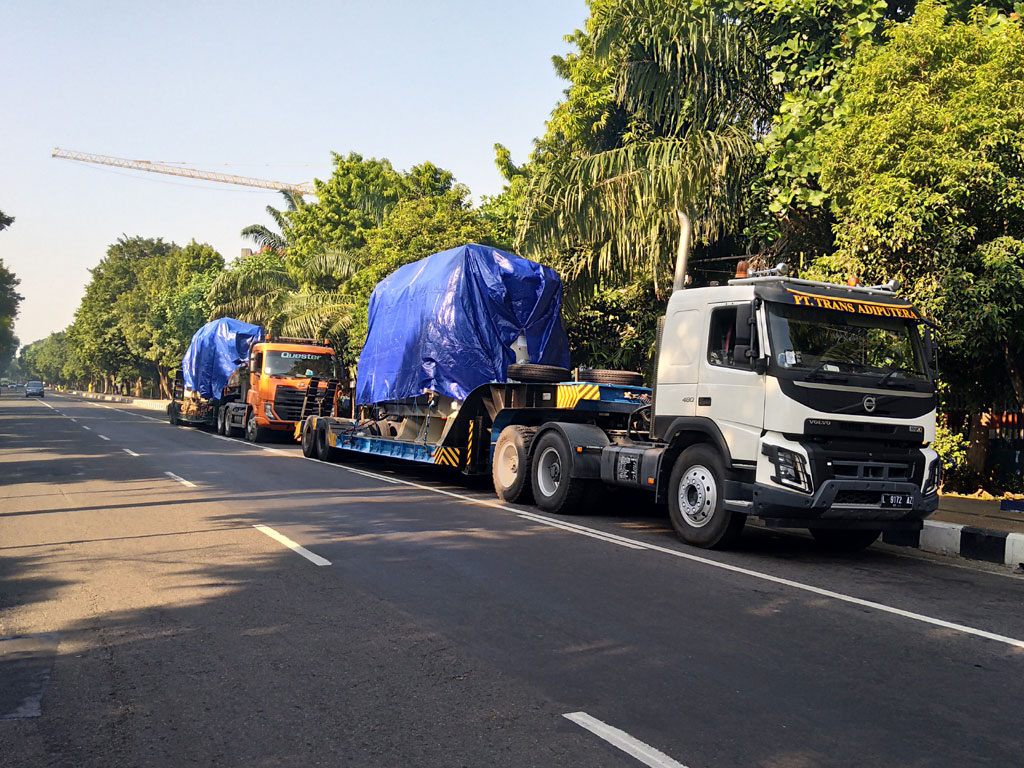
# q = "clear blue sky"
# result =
<box><xmin>0</xmin><ymin>0</ymin><xmax>589</xmax><ymax>347</ymax></box>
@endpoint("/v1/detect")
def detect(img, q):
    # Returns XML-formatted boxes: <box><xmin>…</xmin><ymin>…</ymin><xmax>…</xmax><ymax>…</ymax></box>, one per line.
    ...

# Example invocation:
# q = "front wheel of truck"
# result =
<box><xmin>810</xmin><ymin>528</ymin><xmax>880</xmax><ymax>553</ymax></box>
<box><xmin>245</xmin><ymin>411</ymin><xmax>268</xmax><ymax>443</ymax></box>
<box><xmin>668</xmin><ymin>445</ymin><xmax>744</xmax><ymax>549</ymax></box>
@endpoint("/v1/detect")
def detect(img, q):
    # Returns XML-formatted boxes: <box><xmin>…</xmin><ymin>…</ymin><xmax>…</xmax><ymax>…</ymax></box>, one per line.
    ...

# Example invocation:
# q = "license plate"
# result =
<box><xmin>881</xmin><ymin>493</ymin><xmax>912</xmax><ymax>508</ymax></box>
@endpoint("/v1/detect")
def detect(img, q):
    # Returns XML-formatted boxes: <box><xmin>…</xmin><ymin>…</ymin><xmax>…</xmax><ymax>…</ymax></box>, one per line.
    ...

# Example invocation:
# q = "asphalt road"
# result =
<box><xmin>1</xmin><ymin>392</ymin><xmax>1022</xmax><ymax>767</ymax></box>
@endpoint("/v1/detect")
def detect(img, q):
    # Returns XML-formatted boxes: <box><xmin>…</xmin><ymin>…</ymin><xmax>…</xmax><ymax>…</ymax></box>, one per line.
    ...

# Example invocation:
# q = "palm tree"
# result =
<box><xmin>519</xmin><ymin>0</ymin><xmax>776</xmax><ymax>297</ymax></box>
<box><xmin>240</xmin><ymin>190</ymin><xmax>305</xmax><ymax>253</ymax></box>
<box><xmin>0</xmin><ymin>209</ymin><xmax>13</xmax><ymax>232</ymax></box>
<box><xmin>207</xmin><ymin>249</ymin><xmax>363</xmax><ymax>338</ymax></box>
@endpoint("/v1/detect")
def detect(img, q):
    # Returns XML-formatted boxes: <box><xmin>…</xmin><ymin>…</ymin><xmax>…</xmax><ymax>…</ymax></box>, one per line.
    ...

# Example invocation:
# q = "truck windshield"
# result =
<box><xmin>766</xmin><ymin>303</ymin><xmax>928</xmax><ymax>382</ymax></box>
<box><xmin>263</xmin><ymin>351</ymin><xmax>338</xmax><ymax>379</ymax></box>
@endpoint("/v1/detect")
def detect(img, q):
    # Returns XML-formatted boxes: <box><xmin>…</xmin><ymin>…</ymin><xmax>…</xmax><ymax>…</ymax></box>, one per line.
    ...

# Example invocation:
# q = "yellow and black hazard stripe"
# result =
<box><xmin>556</xmin><ymin>383</ymin><xmax>600</xmax><ymax>409</ymax></box>
<box><xmin>433</xmin><ymin>447</ymin><xmax>461</xmax><ymax>467</ymax></box>
<box><xmin>466</xmin><ymin>421</ymin><xmax>474</xmax><ymax>461</ymax></box>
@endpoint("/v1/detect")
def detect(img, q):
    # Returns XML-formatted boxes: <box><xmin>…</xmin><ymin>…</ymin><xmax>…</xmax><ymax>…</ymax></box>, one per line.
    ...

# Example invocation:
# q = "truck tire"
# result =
<box><xmin>225</xmin><ymin>408</ymin><xmax>242</xmax><ymax>438</ymax></box>
<box><xmin>168</xmin><ymin>403</ymin><xmax>179</xmax><ymax>426</ymax></box>
<box><xmin>668</xmin><ymin>445</ymin><xmax>744</xmax><ymax>548</ymax></box>
<box><xmin>530</xmin><ymin>430</ymin><xmax>590</xmax><ymax>513</ymax></box>
<box><xmin>576</xmin><ymin>368</ymin><xmax>645</xmax><ymax>387</ymax></box>
<box><xmin>245</xmin><ymin>410</ymin><xmax>268</xmax><ymax>443</ymax></box>
<box><xmin>301</xmin><ymin>419</ymin><xmax>317</xmax><ymax>458</ymax></box>
<box><xmin>507</xmin><ymin>363</ymin><xmax>571</xmax><ymax>383</ymax></box>
<box><xmin>810</xmin><ymin>528</ymin><xmax>880</xmax><ymax>553</ymax></box>
<box><xmin>315</xmin><ymin>422</ymin><xmax>337</xmax><ymax>462</ymax></box>
<box><xmin>492</xmin><ymin>426</ymin><xmax>536</xmax><ymax>503</ymax></box>
<box><xmin>216</xmin><ymin>407</ymin><xmax>227</xmax><ymax>435</ymax></box>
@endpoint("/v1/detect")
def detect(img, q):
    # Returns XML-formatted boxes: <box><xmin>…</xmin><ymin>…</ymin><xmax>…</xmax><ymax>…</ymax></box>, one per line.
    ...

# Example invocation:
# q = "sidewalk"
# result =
<box><xmin>895</xmin><ymin>495</ymin><xmax>1024</xmax><ymax>568</ymax></box>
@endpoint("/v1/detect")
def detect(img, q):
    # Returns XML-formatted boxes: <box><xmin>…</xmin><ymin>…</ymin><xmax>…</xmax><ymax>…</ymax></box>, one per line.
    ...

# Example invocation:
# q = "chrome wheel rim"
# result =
<box><xmin>677</xmin><ymin>464</ymin><xmax>716</xmax><ymax>528</ymax></box>
<box><xmin>496</xmin><ymin>441</ymin><xmax>520</xmax><ymax>489</ymax></box>
<box><xmin>536</xmin><ymin>446</ymin><xmax>562</xmax><ymax>498</ymax></box>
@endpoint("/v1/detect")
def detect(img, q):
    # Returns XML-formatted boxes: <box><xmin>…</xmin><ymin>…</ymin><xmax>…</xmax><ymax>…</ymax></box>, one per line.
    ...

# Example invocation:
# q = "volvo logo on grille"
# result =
<box><xmin>863</xmin><ymin>395</ymin><xmax>877</xmax><ymax>413</ymax></box>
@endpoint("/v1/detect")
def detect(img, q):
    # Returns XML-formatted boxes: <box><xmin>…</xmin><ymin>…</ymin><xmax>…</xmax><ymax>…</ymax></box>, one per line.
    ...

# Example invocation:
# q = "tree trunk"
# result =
<box><xmin>1003</xmin><ymin>341</ymin><xmax>1024</xmax><ymax>412</ymax></box>
<box><xmin>965</xmin><ymin>412</ymin><xmax>989</xmax><ymax>477</ymax></box>
<box><xmin>134</xmin><ymin>376</ymin><xmax>143</xmax><ymax>398</ymax></box>
<box><xmin>157</xmin><ymin>365</ymin><xmax>170</xmax><ymax>400</ymax></box>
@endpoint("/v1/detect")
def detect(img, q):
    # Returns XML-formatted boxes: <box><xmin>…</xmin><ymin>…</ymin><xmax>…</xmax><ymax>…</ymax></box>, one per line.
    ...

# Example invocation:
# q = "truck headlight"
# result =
<box><xmin>264</xmin><ymin>402</ymin><xmax>276</xmax><ymax>420</ymax></box>
<box><xmin>769</xmin><ymin>446</ymin><xmax>812</xmax><ymax>494</ymax></box>
<box><xmin>923</xmin><ymin>457</ymin><xmax>941</xmax><ymax>496</ymax></box>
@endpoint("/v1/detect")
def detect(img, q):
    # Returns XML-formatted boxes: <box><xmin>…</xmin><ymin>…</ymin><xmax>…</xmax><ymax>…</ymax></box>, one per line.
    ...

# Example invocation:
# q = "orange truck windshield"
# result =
<box><xmin>264</xmin><ymin>351</ymin><xmax>337</xmax><ymax>379</ymax></box>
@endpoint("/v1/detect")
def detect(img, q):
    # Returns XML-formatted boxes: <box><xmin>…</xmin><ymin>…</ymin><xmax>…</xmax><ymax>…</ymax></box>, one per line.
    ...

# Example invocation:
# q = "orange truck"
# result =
<box><xmin>169</xmin><ymin>319</ymin><xmax>343</xmax><ymax>443</ymax></box>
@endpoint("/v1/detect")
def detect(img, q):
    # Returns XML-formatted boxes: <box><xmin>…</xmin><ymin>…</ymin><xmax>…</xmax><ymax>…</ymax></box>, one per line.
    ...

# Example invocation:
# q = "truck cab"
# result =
<box><xmin>240</xmin><ymin>340</ymin><xmax>341</xmax><ymax>441</ymax></box>
<box><xmin>652</xmin><ymin>273</ymin><xmax>939</xmax><ymax>549</ymax></box>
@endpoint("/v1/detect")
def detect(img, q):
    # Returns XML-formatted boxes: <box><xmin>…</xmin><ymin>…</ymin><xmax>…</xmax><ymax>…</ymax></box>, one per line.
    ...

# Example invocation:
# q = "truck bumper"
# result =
<box><xmin>751</xmin><ymin>480</ymin><xmax>939</xmax><ymax>531</ymax></box>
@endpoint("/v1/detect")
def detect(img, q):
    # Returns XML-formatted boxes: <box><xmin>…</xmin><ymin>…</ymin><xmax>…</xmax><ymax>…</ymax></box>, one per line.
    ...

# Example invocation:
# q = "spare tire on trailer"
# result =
<box><xmin>576</xmin><ymin>368</ymin><xmax>645</xmax><ymax>387</ymax></box>
<box><xmin>506</xmin><ymin>363</ymin><xmax>571</xmax><ymax>383</ymax></box>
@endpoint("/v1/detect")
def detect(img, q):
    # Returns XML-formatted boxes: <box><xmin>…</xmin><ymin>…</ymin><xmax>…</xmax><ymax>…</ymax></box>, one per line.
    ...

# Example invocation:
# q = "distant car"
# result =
<box><xmin>25</xmin><ymin>381</ymin><xmax>44</xmax><ymax>397</ymax></box>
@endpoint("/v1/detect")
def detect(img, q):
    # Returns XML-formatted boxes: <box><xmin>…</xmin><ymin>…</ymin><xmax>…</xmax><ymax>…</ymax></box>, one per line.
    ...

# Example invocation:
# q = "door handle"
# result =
<box><xmin>698</xmin><ymin>397</ymin><xmax>712</xmax><ymax>406</ymax></box>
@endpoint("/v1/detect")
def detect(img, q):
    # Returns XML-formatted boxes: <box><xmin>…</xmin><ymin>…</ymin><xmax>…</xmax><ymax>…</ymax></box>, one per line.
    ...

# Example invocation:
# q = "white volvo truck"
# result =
<box><xmin>302</xmin><ymin>219</ymin><xmax>940</xmax><ymax>551</ymax></box>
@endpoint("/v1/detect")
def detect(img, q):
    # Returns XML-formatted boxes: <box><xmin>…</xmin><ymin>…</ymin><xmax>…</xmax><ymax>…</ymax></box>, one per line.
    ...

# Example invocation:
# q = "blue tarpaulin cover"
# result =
<box><xmin>356</xmin><ymin>243</ymin><xmax>569</xmax><ymax>405</ymax></box>
<box><xmin>181</xmin><ymin>318</ymin><xmax>265</xmax><ymax>399</ymax></box>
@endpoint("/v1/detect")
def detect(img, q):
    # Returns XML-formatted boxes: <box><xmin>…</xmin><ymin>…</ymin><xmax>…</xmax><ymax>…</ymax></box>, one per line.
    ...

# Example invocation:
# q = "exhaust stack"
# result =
<box><xmin>672</xmin><ymin>211</ymin><xmax>692</xmax><ymax>292</ymax></box>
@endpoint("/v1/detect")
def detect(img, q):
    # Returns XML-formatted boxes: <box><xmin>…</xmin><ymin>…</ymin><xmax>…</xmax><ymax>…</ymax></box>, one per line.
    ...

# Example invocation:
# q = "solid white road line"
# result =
<box><xmin>164</xmin><ymin>471</ymin><xmax>196</xmax><ymax>488</ymax></box>
<box><xmin>253</xmin><ymin>524</ymin><xmax>331</xmax><ymax>566</ymax></box>
<box><xmin>123</xmin><ymin>448</ymin><xmax>140</xmax><ymax>457</ymax></box>
<box><xmin>98</xmin><ymin>434</ymin><xmax>110</xmax><ymax>441</ymax></box>
<box><xmin>564</xmin><ymin>712</ymin><xmax>688</xmax><ymax>768</ymax></box>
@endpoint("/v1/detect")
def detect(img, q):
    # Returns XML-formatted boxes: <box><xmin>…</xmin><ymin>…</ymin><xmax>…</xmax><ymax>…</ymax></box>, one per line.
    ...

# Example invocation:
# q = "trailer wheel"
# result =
<box><xmin>530</xmin><ymin>430</ymin><xmax>589</xmax><ymax>513</ymax></box>
<box><xmin>492</xmin><ymin>426</ymin><xmax>536</xmax><ymax>503</ymax></box>
<box><xmin>668</xmin><ymin>445</ymin><xmax>744</xmax><ymax>549</ymax></box>
<box><xmin>315</xmin><ymin>422</ymin><xmax>337</xmax><ymax>462</ymax></box>
<box><xmin>301</xmin><ymin>419</ymin><xmax>317</xmax><ymax>458</ymax></box>
<box><xmin>507</xmin><ymin>363</ymin><xmax>571</xmax><ymax>383</ymax></box>
<box><xmin>245</xmin><ymin>411</ymin><xmax>268</xmax><ymax>443</ymax></box>
<box><xmin>576</xmin><ymin>368</ymin><xmax>645</xmax><ymax>387</ymax></box>
<box><xmin>810</xmin><ymin>528</ymin><xmax>880</xmax><ymax>553</ymax></box>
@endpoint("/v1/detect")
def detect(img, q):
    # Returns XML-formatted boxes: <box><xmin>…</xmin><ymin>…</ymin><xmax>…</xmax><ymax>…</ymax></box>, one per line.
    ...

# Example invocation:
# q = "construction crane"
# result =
<box><xmin>52</xmin><ymin>147</ymin><xmax>316</xmax><ymax>196</ymax></box>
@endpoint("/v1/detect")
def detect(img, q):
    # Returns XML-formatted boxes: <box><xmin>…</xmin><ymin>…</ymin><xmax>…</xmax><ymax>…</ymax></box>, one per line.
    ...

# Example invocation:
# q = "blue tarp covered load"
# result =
<box><xmin>356</xmin><ymin>243</ymin><xmax>570</xmax><ymax>405</ymax></box>
<box><xmin>181</xmin><ymin>318</ymin><xmax>265</xmax><ymax>399</ymax></box>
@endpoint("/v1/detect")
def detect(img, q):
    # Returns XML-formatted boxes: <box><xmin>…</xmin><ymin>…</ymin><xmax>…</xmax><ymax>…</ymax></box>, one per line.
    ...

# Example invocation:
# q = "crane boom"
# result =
<box><xmin>52</xmin><ymin>147</ymin><xmax>315</xmax><ymax>195</ymax></box>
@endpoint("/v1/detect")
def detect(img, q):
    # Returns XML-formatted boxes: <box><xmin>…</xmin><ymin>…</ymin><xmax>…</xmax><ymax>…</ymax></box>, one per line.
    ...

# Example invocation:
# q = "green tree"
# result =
<box><xmin>518</xmin><ymin>0</ymin><xmax>775</xmax><ymax>296</ymax></box>
<box><xmin>0</xmin><ymin>213</ymin><xmax>23</xmax><ymax>373</ymax></box>
<box><xmin>814</xmin><ymin>2</ymin><xmax>1024</xmax><ymax>480</ymax></box>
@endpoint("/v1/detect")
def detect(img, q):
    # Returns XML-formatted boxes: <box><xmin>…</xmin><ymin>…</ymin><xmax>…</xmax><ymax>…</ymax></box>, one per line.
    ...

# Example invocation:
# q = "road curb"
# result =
<box><xmin>892</xmin><ymin>521</ymin><xmax>1024</xmax><ymax>568</ymax></box>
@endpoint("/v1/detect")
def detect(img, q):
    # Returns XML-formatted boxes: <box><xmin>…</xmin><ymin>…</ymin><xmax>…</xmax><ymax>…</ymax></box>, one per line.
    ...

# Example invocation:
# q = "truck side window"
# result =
<box><xmin>252</xmin><ymin>352</ymin><xmax>263</xmax><ymax>376</ymax></box>
<box><xmin>707</xmin><ymin>306</ymin><xmax>755</xmax><ymax>368</ymax></box>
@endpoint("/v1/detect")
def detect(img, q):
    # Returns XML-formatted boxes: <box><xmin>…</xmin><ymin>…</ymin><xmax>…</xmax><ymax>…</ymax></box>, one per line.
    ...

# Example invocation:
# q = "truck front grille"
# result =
<box><xmin>273</xmin><ymin>386</ymin><xmax>306</xmax><ymax>422</ymax></box>
<box><xmin>831</xmin><ymin>460</ymin><xmax>911</xmax><ymax>481</ymax></box>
